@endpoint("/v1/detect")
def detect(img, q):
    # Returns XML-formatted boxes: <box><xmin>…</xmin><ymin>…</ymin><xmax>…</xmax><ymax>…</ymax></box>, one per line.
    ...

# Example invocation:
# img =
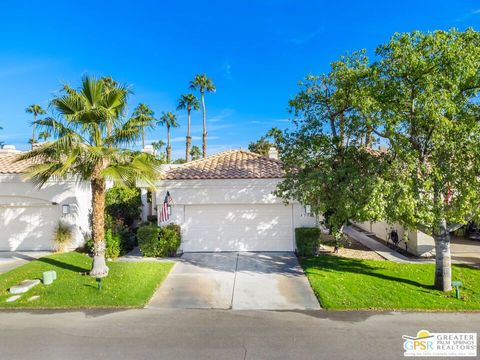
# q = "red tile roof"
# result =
<box><xmin>0</xmin><ymin>153</ymin><xmax>36</xmax><ymax>174</ymax></box>
<box><xmin>161</xmin><ymin>150</ymin><xmax>284</xmax><ymax>180</ymax></box>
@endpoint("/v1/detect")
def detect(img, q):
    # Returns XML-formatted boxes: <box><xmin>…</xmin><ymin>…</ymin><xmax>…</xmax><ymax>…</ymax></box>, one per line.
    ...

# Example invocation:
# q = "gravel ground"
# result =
<box><xmin>319</xmin><ymin>234</ymin><xmax>385</xmax><ymax>261</ymax></box>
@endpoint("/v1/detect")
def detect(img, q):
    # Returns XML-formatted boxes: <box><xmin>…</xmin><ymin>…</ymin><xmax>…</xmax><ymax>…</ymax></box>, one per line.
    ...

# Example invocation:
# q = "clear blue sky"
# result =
<box><xmin>0</xmin><ymin>1</ymin><xmax>478</xmax><ymax>158</ymax></box>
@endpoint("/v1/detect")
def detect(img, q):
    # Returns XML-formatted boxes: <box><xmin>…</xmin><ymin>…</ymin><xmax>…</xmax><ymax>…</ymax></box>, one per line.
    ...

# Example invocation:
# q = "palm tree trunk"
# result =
<box><xmin>31</xmin><ymin>114</ymin><xmax>36</xmax><ymax>150</ymax></box>
<box><xmin>434</xmin><ymin>218</ymin><xmax>452</xmax><ymax>291</ymax></box>
<box><xmin>167</xmin><ymin>126</ymin><xmax>171</xmax><ymax>163</ymax></box>
<box><xmin>201</xmin><ymin>92</ymin><xmax>207</xmax><ymax>158</ymax></box>
<box><xmin>186</xmin><ymin>109</ymin><xmax>191</xmax><ymax>162</ymax></box>
<box><xmin>142</xmin><ymin>127</ymin><xmax>145</xmax><ymax>149</ymax></box>
<box><xmin>89</xmin><ymin>176</ymin><xmax>109</xmax><ymax>277</ymax></box>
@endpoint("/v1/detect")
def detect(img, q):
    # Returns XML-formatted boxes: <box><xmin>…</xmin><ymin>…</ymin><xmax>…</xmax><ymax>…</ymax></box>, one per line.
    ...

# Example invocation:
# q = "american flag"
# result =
<box><xmin>159</xmin><ymin>191</ymin><xmax>173</xmax><ymax>223</ymax></box>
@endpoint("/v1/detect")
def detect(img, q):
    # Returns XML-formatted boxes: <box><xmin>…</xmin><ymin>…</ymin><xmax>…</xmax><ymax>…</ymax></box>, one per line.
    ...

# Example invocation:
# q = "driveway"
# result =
<box><xmin>0</xmin><ymin>251</ymin><xmax>51</xmax><ymax>274</ymax></box>
<box><xmin>149</xmin><ymin>252</ymin><xmax>320</xmax><ymax>310</ymax></box>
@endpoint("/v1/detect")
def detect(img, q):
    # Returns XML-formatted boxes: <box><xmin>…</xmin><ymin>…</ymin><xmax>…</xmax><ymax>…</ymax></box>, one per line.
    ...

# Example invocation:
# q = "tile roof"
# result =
<box><xmin>161</xmin><ymin>150</ymin><xmax>284</xmax><ymax>180</ymax></box>
<box><xmin>0</xmin><ymin>153</ymin><xmax>36</xmax><ymax>174</ymax></box>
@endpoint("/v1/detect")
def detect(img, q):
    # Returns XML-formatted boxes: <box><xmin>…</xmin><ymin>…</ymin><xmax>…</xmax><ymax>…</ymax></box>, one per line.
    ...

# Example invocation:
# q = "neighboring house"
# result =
<box><xmin>354</xmin><ymin>221</ymin><xmax>435</xmax><ymax>257</ymax></box>
<box><xmin>143</xmin><ymin>149</ymin><xmax>318</xmax><ymax>252</ymax></box>
<box><xmin>0</xmin><ymin>146</ymin><xmax>91</xmax><ymax>251</ymax></box>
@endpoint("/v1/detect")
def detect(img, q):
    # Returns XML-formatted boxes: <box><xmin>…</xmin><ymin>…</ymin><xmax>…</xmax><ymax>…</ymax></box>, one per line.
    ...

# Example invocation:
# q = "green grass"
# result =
<box><xmin>301</xmin><ymin>255</ymin><xmax>480</xmax><ymax>311</ymax></box>
<box><xmin>0</xmin><ymin>252</ymin><xmax>173</xmax><ymax>309</ymax></box>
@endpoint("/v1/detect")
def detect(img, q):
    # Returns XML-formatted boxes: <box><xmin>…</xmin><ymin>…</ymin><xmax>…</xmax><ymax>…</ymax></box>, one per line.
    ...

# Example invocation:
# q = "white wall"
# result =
<box><xmin>151</xmin><ymin>179</ymin><xmax>318</xmax><ymax>250</ymax></box>
<box><xmin>353</xmin><ymin>220</ymin><xmax>435</xmax><ymax>257</ymax></box>
<box><xmin>0</xmin><ymin>174</ymin><xmax>91</xmax><ymax>250</ymax></box>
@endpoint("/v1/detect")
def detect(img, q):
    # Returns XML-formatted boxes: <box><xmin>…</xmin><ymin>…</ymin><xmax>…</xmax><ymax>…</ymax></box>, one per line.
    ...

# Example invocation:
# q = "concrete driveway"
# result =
<box><xmin>0</xmin><ymin>251</ymin><xmax>51</xmax><ymax>274</ymax></box>
<box><xmin>149</xmin><ymin>252</ymin><xmax>320</xmax><ymax>310</ymax></box>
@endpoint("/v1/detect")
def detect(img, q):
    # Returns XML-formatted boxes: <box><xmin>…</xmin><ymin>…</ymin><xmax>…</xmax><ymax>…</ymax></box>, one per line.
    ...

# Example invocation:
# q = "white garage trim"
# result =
<box><xmin>181</xmin><ymin>204</ymin><xmax>294</xmax><ymax>252</ymax></box>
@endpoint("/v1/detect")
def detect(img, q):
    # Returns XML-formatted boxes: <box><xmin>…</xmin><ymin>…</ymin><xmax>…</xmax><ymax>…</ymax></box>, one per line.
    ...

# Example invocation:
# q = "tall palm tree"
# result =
<box><xmin>25</xmin><ymin>104</ymin><xmax>46</xmax><ymax>149</ymax></box>
<box><xmin>190</xmin><ymin>145</ymin><xmax>201</xmax><ymax>160</ymax></box>
<box><xmin>157</xmin><ymin>112</ymin><xmax>179</xmax><ymax>163</ymax></box>
<box><xmin>131</xmin><ymin>103</ymin><xmax>155</xmax><ymax>149</ymax></box>
<box><xmin>176</xmin><ymin>93</ymin><xmax>200</xmax><ymax>162</ymax></box>
<box><xmin>18</xmin><ymin>76</ymin><xmax>159</xmax><ymax>278</ymax></box>
<box><xmin>189</xmin><ymin>74</ymin><xmax>215</xmax><ymax>158</ymax></box>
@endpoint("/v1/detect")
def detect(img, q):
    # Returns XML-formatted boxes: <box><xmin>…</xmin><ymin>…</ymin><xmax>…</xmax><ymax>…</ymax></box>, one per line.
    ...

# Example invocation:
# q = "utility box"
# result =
<box><xmin>42</xmin><ymin>270</ymin><xmax>57</xmax><ymax>285</ymax></box>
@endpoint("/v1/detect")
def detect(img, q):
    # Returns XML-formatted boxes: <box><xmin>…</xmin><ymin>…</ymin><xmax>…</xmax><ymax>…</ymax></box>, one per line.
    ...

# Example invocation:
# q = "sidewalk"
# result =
<box><xmin>116</xmin><ymin>247</ymin><xmax>178</xmax><ymax>263</ymax></box>
<box><xmin>343</xmin><ymin>226</ymin><xmax>433</xmax><ymax>264</ymax></box>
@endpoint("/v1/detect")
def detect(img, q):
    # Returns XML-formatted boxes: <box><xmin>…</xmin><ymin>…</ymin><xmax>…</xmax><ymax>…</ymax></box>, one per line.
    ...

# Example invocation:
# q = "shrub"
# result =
<box><xmin>137</xmin><ymin>225</ymin><xmax>162</xmax><ymax>257</ymax></box>
<box><xmin>147</xmin><ymin>215</ymin><xmax>158</xmax><ymax>224</ymax></box>
<box><xmin>295</xmin><ymin>227</ymin><xmax>321</xmax><ymax>257</ymax></box>
<box><xmin>53</xmin><ymin>222</ymin><xmax>73</xmax><ymax>252</ymax></box>
<box><xmin>105</xmin><ymin>186</ymin><xmax>142</xmax><ymax>227</ymax></box>
<box><xmin>137</xmin><ymin>223</ymin><xmax>181</xmax><ymax>257</ymax></box>
<box><xmin>84</xmin><ymin>229</ymin><xmax>122</xmax><ymax>259</ymax></box>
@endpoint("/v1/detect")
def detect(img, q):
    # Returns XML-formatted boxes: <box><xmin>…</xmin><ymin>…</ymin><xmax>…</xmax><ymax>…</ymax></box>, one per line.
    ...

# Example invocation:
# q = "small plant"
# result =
<box><xmin>54</xmin><ymin>222</ymin><xmax>73</xmax><ymax>252</ymax></box>
<box><xmin>295</xmin><ymin>227</ymin><xmax>321</xmax><ymax>257</ymax></box>
<box><xmin>137</xmin><ymin>223</ymin><xmax>181</xmax><ymax>257</ymax></box>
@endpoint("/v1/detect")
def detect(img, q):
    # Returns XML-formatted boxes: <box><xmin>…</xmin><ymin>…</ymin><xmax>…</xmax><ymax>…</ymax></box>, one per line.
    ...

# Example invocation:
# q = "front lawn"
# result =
<box><xmin>0</xmin><ymin>252</ymin><xmax>173</xmax><ymax>309</ymax></box>
<box><xmin>301</xmin><ymin>255</ymin><xmax>480</xmax><ymax>311</ymax></box>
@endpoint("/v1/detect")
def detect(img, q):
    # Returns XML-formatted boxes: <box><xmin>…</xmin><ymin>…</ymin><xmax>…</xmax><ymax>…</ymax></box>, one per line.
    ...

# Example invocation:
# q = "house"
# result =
<box><xmin>0</xmin><ymin>146</ymin><xmax>91</xmax><ymax>251</ymax></box>
<box><xmin>144</xmin><ymin>149</ymin><xmax>318</xmax><ymax>252</ymax></box>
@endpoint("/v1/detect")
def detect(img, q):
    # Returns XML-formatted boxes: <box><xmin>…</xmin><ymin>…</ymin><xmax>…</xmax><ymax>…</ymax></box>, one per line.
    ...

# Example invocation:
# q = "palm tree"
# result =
<box><xmin>38</xmin><ymin>131</ymin><xmax>51</xmax><ymax>142</ymax></box>
<box><xmin>157</xmin><ymin>112</ymin><xmax>179</xmax><ymax>163</ymax></box>
<box><xmin>18</xmin><ymin>76</ymin><xmax>159</xmax><ymax>278</ymax></box>
<box><xmin>190</xmin><ymin>145</ymin><xmax>201</xmax><ymax>160</ymax></box>
<box><xmin>131</xmin><ymin>103</ymin><xmax>155</xmax><ymax>149</ymax></box>
<box><xmin>176</xmin><ymin>93</ymin><xmax>199</xmax><ymax>162</ymax></box>
<box><xmin>189</xmin><ymin>74</ymin><xmax>216</xmax><ymax>158</ymax></box>
<box><xmin>25</xmin><ymin>104</ymin><xmax>46</xmax><ymax>149</ymax></box>
<box><xmin>0</xmin><ymin>125</ymin><xmax>3</xmax><ymax>148</ymax></box>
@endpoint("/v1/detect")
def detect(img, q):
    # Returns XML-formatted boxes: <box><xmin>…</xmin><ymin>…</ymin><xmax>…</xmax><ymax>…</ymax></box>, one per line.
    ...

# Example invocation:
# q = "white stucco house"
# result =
<box><xmin>0</xmin><ymin>147</ymin><xmax>91</xmax><ymax>251</ymax></box>
<box><xmin>143</xmin><ymin>149</ymin><xmax>318</xmax><ymax>252</ymax></box>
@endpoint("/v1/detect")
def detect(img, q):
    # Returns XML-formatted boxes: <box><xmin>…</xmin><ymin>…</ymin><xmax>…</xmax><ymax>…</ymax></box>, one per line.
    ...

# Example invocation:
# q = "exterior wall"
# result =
<box><xmin>0</xmin><ymin>174</ymin><xmax>91</xmax><ymax>250</ymax></box>
<box><xmin>354</xmin><ymin>220</ymin><xmax>435</xmax><ymax>257</ymax></box>
<box><xmin>152</xmin><ymin>179</ymin><xmax>318</xmax><ymax>251</ymax></box>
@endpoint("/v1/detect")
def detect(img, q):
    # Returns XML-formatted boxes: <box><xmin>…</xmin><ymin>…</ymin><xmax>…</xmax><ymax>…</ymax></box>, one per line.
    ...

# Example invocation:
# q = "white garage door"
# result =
<box><xmin>182</xmin><ymin>204</ymin><xmax>294</xmax><ymax>252</ymax></box>
<box><xmin>0</xmin><ymin>205</ymin><xmax>59</xmax><ymax>251</ymax></box>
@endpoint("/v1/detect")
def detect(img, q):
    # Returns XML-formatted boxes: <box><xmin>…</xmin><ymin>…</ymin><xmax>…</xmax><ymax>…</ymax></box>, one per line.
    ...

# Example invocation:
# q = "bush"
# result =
<box><xmin>105</xmin><ymin>186</ymin><xmax>142</xmax><ymax>227</ymax></box>
<box><xmin>53</xmin><ymin>222</ymin><xmax>73</xmax><ymax>252</ymax></box>
<box><xmin>85</xmin><ymin>229</ymin><xmax>122</xmax><ymax>259</ymax></box>
<box><xmin>295</xmin><ymin>227</ymin><xmax>321</xmax><ymax>257</ymax></box>
<box><xmin>137</xmin><ymin>223</ymin><xmax>181</xmax><ymax>257</ymax></box>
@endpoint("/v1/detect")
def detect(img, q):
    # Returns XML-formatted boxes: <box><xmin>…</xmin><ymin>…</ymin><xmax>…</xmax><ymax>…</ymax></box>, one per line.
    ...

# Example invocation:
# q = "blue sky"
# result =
<box><xmin>0</xmin><ymin>1</ymin><xmax>479</xmax><ymax>158</ymax></box>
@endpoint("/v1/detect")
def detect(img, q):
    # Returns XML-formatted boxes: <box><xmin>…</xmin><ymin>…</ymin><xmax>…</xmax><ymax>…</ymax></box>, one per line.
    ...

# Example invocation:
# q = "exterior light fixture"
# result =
<box><xmin>62</xmin><ymin>204</ymin><xmax>70</xmax><ymax>215</ymax></box>
<box><xmin>305</xmin><ymin>205</ymin><xmax>311</xmax><ymax>215</ymax></box>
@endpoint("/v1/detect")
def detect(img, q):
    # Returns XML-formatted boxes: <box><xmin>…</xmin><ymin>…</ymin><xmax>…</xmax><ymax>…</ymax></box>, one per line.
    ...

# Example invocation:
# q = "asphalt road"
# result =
<box><xmin>0</xmin><ymin>309</ymin><xmax>478</xmax><ymax>360</ymax></box>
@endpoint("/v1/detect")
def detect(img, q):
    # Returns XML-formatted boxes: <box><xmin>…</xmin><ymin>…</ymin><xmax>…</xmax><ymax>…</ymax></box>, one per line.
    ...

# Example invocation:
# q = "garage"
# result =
<box><xmin>0</xmin><ymin>204</ymin><xmax>59</xmax><ymax>251</ymax></box>
<box><xmin>182</xmin><ymin>204</ymin><xmax>294</xmax><ymax>252</ymax></box>
<box><xmin>152</xmin><ymin>150</ymin><xmax>319</xmax><ymax>253</ymax></box>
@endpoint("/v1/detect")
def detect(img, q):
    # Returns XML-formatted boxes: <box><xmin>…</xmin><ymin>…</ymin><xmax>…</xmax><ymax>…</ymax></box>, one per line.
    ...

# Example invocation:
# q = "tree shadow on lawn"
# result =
<box><xmin>37</xmin><ymin>257</ymin><xmax>88</xmax><ymax>274</ymax></box>
<box><xmin>304</xmin><ymin>256</ymin><xmax>436</xmax><ymax>291</ymax></box>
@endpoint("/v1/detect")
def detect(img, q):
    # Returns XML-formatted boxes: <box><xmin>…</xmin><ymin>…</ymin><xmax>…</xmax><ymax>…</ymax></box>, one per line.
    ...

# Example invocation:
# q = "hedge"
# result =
<box><xmin>295</xmin><ymin>227</ymin><xmax>321</xmax><ymax>256</ymax></box>
<box><xmin>137</xmin><ymin>223</ymin><xmax>181</xmax><ymax>257</ymax></box>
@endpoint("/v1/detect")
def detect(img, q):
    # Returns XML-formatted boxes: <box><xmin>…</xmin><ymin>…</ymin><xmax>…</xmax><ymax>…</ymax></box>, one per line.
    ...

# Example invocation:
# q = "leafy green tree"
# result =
<box><xmin>25</xmin><ymin>104</ymin><xmax>46</xmax><ymax>148</ymax></box>
<box><xmin>18</xmin><ymin>76</ymin><xmax>159</xmax><ymax>277</ymax></box>
<box><xmin>158</xmin><ymin>112</ymin><xmax>179</xmax><ymax>163</ymax></box>
<box><xmin>190</xmin><ymin>145</ymin><xmax>201</xmax><ymax>160</ymax></box>
<box><xmin>151</xmin><ymin>140</ymin><xmax>166</xmax><ymax>159</ymax></box>
<box><xmin>248</xmin><ymin>127</ymin><xmax>285</xmax><ymax>156</ymax></box>
<box><xmin>248</xmin><ymin>137</ymin><xmax>273</xmax><ymax>156</ymax></box>
<box><xmin>131</xmin><ymin>103</ymin><xmax>155</xmax><ymax>149</ymax></box>
<box><xmin>177</xmin><ymin>93</ymin><xmax>200</xmax><ymax>162</ymax></box>
<box><xmin>190</xmin><ymin>74</ymin><xmax>216</xmax><ymax>158</ymax></box>
<box><xmin>370</xmin><ymin>29</ymin><xmax>480</xmax><ymax>291</ymax></box>
<box><xmin>105</xmin><ymin>185</ymin><xmax>142</xmax><ymax>227</ymax></box>
<box><xmin>38</xmin><ymin>131</ymin><xmax>50</xmax><ymax>142</ymax></box>
<box><xmin>276</xmin><ymin>52</ymin><xmax>387</xmax><ymax>250</ymax></box>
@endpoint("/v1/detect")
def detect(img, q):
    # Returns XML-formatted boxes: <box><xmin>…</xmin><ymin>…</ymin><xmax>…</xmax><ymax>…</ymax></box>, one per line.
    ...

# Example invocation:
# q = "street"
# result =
<box><xmin>0</xmin><ymin>309</ymin><xmax>478</xmax><ymax>359</ymax></box>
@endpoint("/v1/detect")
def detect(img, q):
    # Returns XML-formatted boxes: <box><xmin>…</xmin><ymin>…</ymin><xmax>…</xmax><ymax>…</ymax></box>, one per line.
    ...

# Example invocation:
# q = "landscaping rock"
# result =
<box><xmin>6</xmin><ymin>295</ymin><xmax>21</xmax><ymax>302</ymax></box>
<box><xmin>28</xmin><ymin>295</ymin><xmax>40</xmax><ymax>301</ymax></box>
<box><xmin>9</xmin><ymin>279</ymin><xmax>41</xmax><ymax>294</ymax></box>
